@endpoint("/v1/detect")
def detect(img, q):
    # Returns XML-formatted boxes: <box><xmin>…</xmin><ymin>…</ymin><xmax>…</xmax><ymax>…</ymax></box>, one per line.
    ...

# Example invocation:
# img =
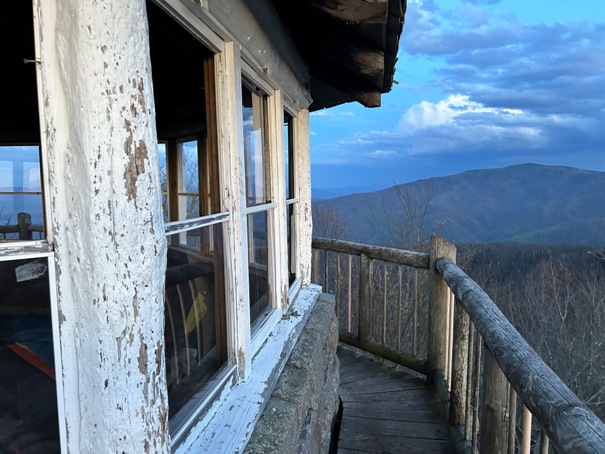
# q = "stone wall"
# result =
<box><xmin>244</xmin><ymin>293</ymin><xmax>340</xmax><ymax>454</ymax></box>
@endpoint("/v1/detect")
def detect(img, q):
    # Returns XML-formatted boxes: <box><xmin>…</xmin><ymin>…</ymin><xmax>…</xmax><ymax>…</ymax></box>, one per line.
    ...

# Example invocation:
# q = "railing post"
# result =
<box><xmin>358</xmin><ymin>252</ymin><xmax>372</xmax><ymax>342</ymax></box>
<box><xmin>480</xmin><ymin>348</ymin><xmax>511</xmax><ymax>454</ymax></box>
<box><xmin>450</xmin><ymin>299</ymin><xmax>470</xmax><ymax>428</ymax></box>
<box><xmin>312</xmin><ymin>247</ymin><xmax>320</xmax><ymax>285</ymax></box>
<box><xmin>428</xmin><ymin>235</ymin><xmax>456</xmax><ymax>382</ymax></box>
<box><xmin>17</xmin><ymin>212</ymin><xmax>32</xmax><ymax>240</ymax></box>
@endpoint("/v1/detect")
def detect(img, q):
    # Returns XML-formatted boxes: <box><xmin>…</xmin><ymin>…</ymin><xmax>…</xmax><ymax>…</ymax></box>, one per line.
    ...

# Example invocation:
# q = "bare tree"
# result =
<box><xmin>312</xmin><ymin>203</ymin><xmax>350</xmax><ymax>240</ymax></box>
<box><xmin>366</xmin><ymin>179</ymin><xmax>444</xmax><ymax>252</ymax></box>
<box><xmin>505</xmin><ymin>259</ymin><xmax>605</xmax><ymax>421</ymax></box>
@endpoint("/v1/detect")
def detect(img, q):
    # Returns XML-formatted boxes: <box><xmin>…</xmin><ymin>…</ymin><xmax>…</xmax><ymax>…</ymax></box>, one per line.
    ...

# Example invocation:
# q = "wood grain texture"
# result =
<box><xmin>337</xmin><ymin>344</ymin><xmax>456</xmax><ymax>453</ymax></box>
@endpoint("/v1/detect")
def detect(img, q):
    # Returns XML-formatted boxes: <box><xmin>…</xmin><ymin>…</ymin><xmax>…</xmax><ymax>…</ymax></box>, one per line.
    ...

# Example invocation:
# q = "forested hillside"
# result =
<box><xmin>313</xmin><ymin>163</ymin><xmax>605</xmax><ymax>246</ymax></box>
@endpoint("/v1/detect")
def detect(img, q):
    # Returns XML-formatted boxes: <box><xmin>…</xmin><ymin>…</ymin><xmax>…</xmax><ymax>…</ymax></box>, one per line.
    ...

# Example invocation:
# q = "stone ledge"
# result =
<box><xmin>244</xmin><ymin>294</ymin><xmax>339</xmax><ymax>454</ymax></box>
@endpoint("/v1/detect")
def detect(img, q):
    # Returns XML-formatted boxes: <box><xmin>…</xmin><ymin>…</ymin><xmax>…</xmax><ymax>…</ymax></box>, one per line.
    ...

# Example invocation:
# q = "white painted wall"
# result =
<box><xmin>36</xmin><ymin>1</ymin><xmax>169</xmax><ymax>452</ymax></box>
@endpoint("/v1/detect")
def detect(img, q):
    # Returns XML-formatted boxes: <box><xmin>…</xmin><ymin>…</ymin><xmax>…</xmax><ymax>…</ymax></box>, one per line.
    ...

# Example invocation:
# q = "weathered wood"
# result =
<box><xmin>339</xmin><ymin>332</ymin><xmax>427</xmax><ymax>375</ymax></box>
<box><xmin>358</xmin><ymin>253</ymin><xmax>373</xmax><ymax>342</ymax></box>
<box><xmin>480</xmin><ymin>348</ymin><xmax>511</xmax><ymax>454</ymax></box>
<box><xmin>427</xmin><ymin>236</ymin><xmax>456</xmax><ymax>382</ymax></box>
<box><xmin>164</xmin><ymin>212</ymin><xmax>229</xmax><ymax>235</ymax></box>
<box><xmin>312</xmin><ymin>237</ymin><xmax>429</xmax><ymax>269</ymax></box>
<box><xmin>471</xmin><ymin>332</ymin><xmax>482</xmax><ymax>454</ymax></box>
<box><xmin>309</xmin><ymin>0</ymin><xmax>388</xmax><ymax>24</ymax></box>
<box><xmin>338</xmin><ymin>344</ymin><xmax>457</xmax><ymax>454</ymax></box>
<box><xmin>522</xmin><ymin>406</ymin><xmax>532</xmax><ymax>454</ymax></box>
<box><xmin>465</xmin><ymin>322</ymin><xmax>475</xmax><ymax>442</ymax></box>
<box><xmin>540</xmin><ymin>430</ymin><xmax>550</xmax><ymax>454</ymax></box>
<box><xmin>436</xmin><ymin>257</ymin><xmax>605</xmax><ymax>454</ymax></box>
<box><xmin>312</xmin><ymin>247</ymin><xmax>320</xmax><ymax>284</ymax></box>
<box><xmin>450</xmin><ymin>299</ymin><xmax>470</xmax><ymax>427</ymax></box>
<box><xmin>508</xmin><ymin>388</ymin><xmax>518</xmax><ymax>454</ymax></box>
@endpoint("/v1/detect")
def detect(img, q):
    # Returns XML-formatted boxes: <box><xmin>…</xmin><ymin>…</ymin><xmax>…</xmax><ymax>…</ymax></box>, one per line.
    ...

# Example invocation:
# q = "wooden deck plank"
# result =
<box><xmin>336</xmin><ymin>344</ymin><xmax>456</xmax><ymax>454</ymax></box>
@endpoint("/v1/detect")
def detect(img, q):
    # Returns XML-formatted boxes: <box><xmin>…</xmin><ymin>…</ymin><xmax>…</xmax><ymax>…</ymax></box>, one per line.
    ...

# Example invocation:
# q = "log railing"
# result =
<box><xmin>0</xmin><ymin>212</ymin><xmax>44</xmax><ymax>240</ymax></box>
<box><xmin>312</xmin><ymin>235</ymin><xmax>605</xmax><ymax>453</ymax></box>
<box><xmin>312</xmin><ymin>237</ymin><xmax>431</xmax><ymax>374</ymax></box>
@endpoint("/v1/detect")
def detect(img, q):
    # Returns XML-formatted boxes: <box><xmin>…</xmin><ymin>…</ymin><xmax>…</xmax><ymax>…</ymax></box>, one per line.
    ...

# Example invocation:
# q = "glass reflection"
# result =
<box><xmin>165</xmin><ymin>224</ymin><xmax>227</xmax><ymax>423</ymax></box>
<box><xmin>0</xmin><ymin>257</ymin><xmax>59</xmax><ymax>453</ymax></box>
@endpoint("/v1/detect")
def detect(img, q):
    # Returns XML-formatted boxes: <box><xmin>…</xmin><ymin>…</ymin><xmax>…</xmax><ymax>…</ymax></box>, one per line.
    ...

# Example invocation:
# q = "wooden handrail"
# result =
<box><xmin>436</xmin><ymin>257</ymin><xmax>605</xmax><ymax>454</ymax></box>
<box><xmin>312</xmin><ymin>237</ymin><xmax>429</xmax><ymax>269</ymax></box>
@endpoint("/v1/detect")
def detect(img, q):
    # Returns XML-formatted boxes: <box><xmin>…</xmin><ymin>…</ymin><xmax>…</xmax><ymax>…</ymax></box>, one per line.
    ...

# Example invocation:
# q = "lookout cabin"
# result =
<box><xmin>2</xmin><ymin>1</ymin><xmax>605</xmax><ymax>454</ymax></box>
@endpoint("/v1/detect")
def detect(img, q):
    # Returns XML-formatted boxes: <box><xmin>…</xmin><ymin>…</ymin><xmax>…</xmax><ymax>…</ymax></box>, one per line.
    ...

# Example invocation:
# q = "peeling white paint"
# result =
<box><xmin>294</xmin><ymin>110</ymin><xmax>313</xmax><ymax>286</ymax></box>
<box><xmin>37</xmin><ymin>1</ymin><xmax>169</xmax><ymax>452</ymax></box>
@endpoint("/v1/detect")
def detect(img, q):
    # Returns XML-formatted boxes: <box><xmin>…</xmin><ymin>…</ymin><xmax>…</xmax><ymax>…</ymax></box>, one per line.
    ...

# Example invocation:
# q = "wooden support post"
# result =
<box><xmin>382</xmin><ymin>261</ymin><xmax>387</xmax><ymax>345</ymax></box>
<box><xmin>465</xmin><ymin>322</ymin><xmax>475</xmax><ymax>442</ymax></box>
<box><xmin>398</xmin><ymin>265</ymin><xmax>403</xmax><ymax>351</ymax></box>
<box><xmin>428</xmin><ymin>235</ymin><xmax>456</xmax><ymax>382</ymax></box>
<box><xmin>347</xmin><ymin>254</ymin><xmax>352</xmax><ymax>333</ymax></box>
<box><xmin>522</xmin><ymin>406</ymin><xmax>533</xmax><ymax>454</ymax></box>
<box><xmin>17</xmin><ymin>212</ymin><xmax>32</xmax><ymax>240</ymax></box>
<box><xmin>450</xmin><ymin>298</ymin><xmax>470</xmax><ymax>427</ymax></box>
<box><xmin>358</xmin><ymin>253</ymin><xmax>372</xmax><ymax>342</ymax></box>
<box><xmin>471</xmin><ymin>333</ymin><xmax>482</xmax><ymax>454</ymax></box>
<box><xmin>480</xmin><ymin>348</ymin><xmax>511</xmax><ymax>454</ymax></box>
<box><xmin>508</xmin><ymin>388</ymin><xmax>518</xmax><ymax>454</ymax></box>
<box><xmin>336</xmin><ymin>254</ymin><xmax>341</xmax><ymax>318</ymax></box>
<box><xmin>539</xmin><ymin>430</ymin><xmax>550</xmax><ymax>454</ymax></box>
<box><xmin>312</xmin><ymin>248</ymin><xmax>319</xmax><ymax>285</ymax></box>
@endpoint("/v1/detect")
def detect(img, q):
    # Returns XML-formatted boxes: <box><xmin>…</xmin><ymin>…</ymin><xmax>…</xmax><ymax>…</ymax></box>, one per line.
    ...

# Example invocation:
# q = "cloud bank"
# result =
<box><xmin>312</xmin><ymin>0</ymin><xmax>605</xmax><ymax>174</ymax></box>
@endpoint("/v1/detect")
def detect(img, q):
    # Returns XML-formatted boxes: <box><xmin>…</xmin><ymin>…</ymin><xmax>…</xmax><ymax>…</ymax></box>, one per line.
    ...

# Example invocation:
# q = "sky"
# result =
<box><xmin>309</xmin><ymin>0</ymin><xmax>605</xmax><ymax>192</ymax></box>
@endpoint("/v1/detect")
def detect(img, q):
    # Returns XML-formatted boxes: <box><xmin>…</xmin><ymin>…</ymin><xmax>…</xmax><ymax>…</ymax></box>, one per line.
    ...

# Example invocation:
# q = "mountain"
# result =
<box><xmin>313</xmin><ymin>164</ymin><xmax>605</xmax><ymax>246</ymax></box>
<box><xmin>312</xmin><ymin>185</ymin><xmax>376</xmax><ymax>200</ymax></box>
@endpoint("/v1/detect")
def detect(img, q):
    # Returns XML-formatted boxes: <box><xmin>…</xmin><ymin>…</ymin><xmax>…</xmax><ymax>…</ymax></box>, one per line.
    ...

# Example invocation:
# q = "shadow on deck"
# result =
<box><xmin>336</xmin><ymin>343</ymin><xmax>456</xmax><ymax>454</ymax></box>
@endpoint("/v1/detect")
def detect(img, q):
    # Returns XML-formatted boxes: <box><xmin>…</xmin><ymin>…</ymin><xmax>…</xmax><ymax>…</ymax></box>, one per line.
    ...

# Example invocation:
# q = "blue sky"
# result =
<box><xmin>310</xmin><ymin>0</ymin><xmax>605</xmax><ymax>192</ymax></box>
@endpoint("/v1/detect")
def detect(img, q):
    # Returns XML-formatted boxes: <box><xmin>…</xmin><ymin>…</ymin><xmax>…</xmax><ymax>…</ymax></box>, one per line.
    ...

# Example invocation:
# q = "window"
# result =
<box><xmin>0</xmin><ymin>147</ymin><xmax>45</xmax><ymax>240</ymax></box>
<box><xmin>0</xmin><ymin>3</ymin><xmax>61</xmax><ymax>453</ymax></box>
<box><xmin>284</xmin><ymin>112</ymin><xmax>298</xmax><ymax>286</ymax></box>
<box><xmin>242</xmin><ymin>81</ymin><xmax>277</xmax><ymax>330</ymax></box>
<box><xmin>147</xmin><ymin>1</ymin><xmax>232</xmax><ymax>445</ymax></box>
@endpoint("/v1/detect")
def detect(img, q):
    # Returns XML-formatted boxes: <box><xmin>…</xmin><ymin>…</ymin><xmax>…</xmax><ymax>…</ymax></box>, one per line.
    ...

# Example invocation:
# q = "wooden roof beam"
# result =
<box><xmin>309</xmin><ymin>60</ymin><xmax>383</xmax><ymax>107</ymax></box>
<box><xmin>308</xmin><ymin>0</ymin><xmax>388</xmax><ymax>24</ymax></box>
<box><xmin>310</xmin><ymin>31</ymin><xmax>385</xmax><ymax>78</ymax></box>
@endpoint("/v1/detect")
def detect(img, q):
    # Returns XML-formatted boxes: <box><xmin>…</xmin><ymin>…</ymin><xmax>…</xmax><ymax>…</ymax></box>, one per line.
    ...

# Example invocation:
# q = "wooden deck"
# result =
<box><xmin>336</xmin><ymin>344</ymin><xmax>457</xmax><ymax>454</ymax></box>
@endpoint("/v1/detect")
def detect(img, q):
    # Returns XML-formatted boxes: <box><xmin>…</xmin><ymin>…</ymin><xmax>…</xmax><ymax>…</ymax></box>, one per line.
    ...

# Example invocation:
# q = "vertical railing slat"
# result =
<box><xmin>450</xmin><ymin>298</ymin><xmax>470</xmax><ymax>427</ymax></box>
<box><xmin>347</xmin><ymin>254</ymin><xmax>352</xmax><ymax>333</ymax></box>
<box><xmin>358</xmin><ymin>253</ymin><xmax>372</xmax><ymax>342</ymax></box>
<box><xmin>522</xmin><ymin>407</ymin><xmax>533</xmax><ymax>454</ymax></box>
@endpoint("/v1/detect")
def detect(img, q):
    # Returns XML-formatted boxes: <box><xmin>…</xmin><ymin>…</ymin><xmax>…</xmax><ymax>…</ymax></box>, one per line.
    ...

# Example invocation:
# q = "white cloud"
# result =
<box><xmin>398</xmin><ymin>94</ymin><xmax>524</xmax><ymax>130</ymax></box>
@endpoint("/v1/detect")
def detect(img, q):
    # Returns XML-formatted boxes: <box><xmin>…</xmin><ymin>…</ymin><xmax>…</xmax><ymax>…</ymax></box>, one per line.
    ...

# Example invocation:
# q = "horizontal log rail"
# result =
<box><xmin>312</xmin><ymin>237</ymin><xmax>431</xmax><ymax>375</ymax></box>
<box><xmin>312</xmin><ymin>237</ymin><xmax>429</xmax><ymax>269</ymax></box>
<box><xmin>436</xmin><ymin>256</ymin><xmax>605</xmax><ymax>454</ymax></box>
<box><xmin>313</xmin><ymin>235</ymin><xmax>605</xmax><ymax>453</ymax></box>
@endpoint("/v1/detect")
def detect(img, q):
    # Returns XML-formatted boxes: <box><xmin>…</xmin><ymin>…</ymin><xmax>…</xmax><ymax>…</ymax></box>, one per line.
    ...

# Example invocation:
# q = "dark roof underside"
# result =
<box><xmin>271</xmin><ymin>0</ymin><xmax>406</xmax><ymax>111</ymax></box>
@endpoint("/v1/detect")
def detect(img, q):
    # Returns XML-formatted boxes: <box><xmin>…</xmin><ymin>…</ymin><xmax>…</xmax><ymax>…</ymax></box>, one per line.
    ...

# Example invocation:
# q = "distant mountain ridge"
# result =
<box><xmin>314</xmin><ymin>164</ymin><xmax>605</xmax><ymax>246</ymax></box>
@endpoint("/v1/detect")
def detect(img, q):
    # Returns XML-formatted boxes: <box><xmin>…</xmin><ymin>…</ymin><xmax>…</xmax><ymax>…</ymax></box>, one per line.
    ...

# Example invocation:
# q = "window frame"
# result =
<box><xmin>239</xmin><ymin>71</ymin><xmax>295</xmax><ymax>355</ymax></box>
<box><xmin>0</xmin><ymin>1</ymin><xmax>65</xmax><ymax>450</ymax></box>
<box><xmin>282</xmin><ymin>107</ymin><xmax>302</xmax><ymax>300</ymax></box>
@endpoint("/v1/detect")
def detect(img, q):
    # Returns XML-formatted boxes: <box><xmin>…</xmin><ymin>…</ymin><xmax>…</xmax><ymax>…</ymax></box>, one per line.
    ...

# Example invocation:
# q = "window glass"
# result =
<box><xmin>0</xmin><ymin>257</ymin><xmax>60</xmax><ymax>453</ymax></box>
<box><xmin>283</xmin><ymin>112</ymin><xmax>294</xmax><ymax>201</ymax></box>
<box><xmin>158</xmin><ymin>143</ymin><xmax>168</xmax><ymax>222</ymax></box>
<box><xmin>177</xmin><ymin>140</ymin><xmax>201</xmax><ymax>221</ymax></box>
<box><xmin>247</xmin><ymin>211</ymin><xmax>271</xmax><ymax>326</ymax></box>
<box><xmin>165</xmin><ymin>224</ymin><xmax>227</xmax><ymax>424</ymax></box>
<box><xmin>242</xmin><ymin>84</ymin><xmax>269</xmax><ymax>207</ymax></box>
<box><xmin>0</xmin><ymin>147</ymin><xmax>44</xmax><ymax>241</ymax></box>
<box><xmin>284</xmin><ymin>112</ymin><xmax>297</xmax><ymax>285</ymax></box>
